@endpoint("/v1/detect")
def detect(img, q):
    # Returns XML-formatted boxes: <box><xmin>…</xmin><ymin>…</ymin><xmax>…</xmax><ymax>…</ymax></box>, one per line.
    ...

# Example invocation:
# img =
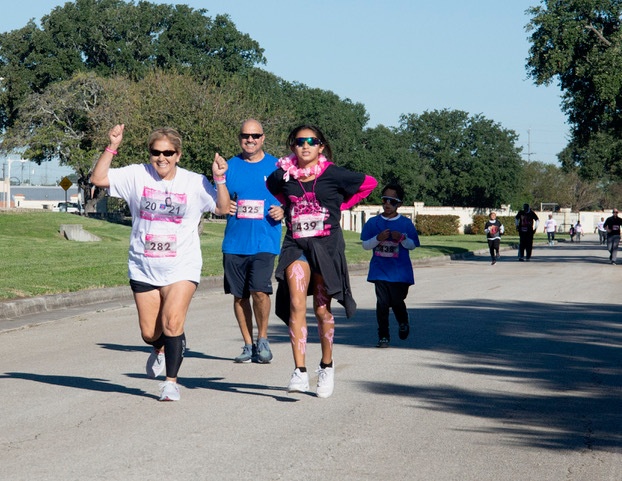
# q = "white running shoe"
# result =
<box><xmin>316</xmin><ymin>364</ymin><xmax>335</xmax><ymax>398</ymax></box>
<box><xmin>159</xmin><ymin>380</ymin><xmax>181</xmax><ymax>401</ymax></box>
<box><xmin>287</xmin><ymin>368</ymin><xmax>309</xmax><ymax>393</ymax></box>
<box><xmin>146</xmin><ymin>349</ymin><xmax>166</xmax><ymax>378</ymax></box>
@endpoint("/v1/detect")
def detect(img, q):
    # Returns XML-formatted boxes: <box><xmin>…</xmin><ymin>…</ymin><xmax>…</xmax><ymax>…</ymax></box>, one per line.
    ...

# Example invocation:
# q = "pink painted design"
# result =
<box><xmin>318</xmin><ymin>313</ymin><xmax>335</xmax><ymax>348</ymax></box>
<box><xmin>289</xmin><ymin>325</ymin><xmax>308</xmax><ymax>355</ymax></box>
<box><xmin>324</xmin><ymin>327</ymin><xmax>335</xmax><ymax>348</ymax></box>
<box><xmin>289</xmin><ymin>262</ymin><xmax>307</xmax><ymax>293</ymax></box>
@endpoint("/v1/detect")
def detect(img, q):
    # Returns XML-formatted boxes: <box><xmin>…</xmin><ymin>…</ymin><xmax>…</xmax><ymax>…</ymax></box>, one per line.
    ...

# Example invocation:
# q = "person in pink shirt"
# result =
<box><xmin>266</xmin><ymin>124</ymin><xmax>377</xmax><ymax>398</ymax></box>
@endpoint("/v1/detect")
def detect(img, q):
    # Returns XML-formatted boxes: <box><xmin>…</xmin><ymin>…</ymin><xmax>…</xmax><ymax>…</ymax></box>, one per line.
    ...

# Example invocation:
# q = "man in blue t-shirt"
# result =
<box><xmin>222</xmin><ymin>119</ymin><xmax>283</xmax><ymax>363</ymax></box>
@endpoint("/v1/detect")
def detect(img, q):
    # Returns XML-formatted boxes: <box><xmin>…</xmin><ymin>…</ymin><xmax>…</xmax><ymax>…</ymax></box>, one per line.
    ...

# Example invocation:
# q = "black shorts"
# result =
<box><xmin>223</xmin><ymin>253</ymin><xmax>276</xmax><ymax>298</ymax></box>
<box><xmin>129</xmin><ymin>279</ymin><xmax>198</xmax><ymax>293</ymax></box>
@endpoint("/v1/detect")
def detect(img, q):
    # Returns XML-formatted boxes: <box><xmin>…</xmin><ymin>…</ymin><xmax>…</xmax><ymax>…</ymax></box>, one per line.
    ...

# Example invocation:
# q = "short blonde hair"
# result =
<box><xmin>147</xmin><ymin>127</ymin><xmax>182</xmax><ymax>153</ymax></box>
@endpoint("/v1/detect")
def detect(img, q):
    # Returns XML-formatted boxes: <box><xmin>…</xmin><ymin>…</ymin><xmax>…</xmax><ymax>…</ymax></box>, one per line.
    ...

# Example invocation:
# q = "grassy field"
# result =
<box><xmin>0</xmin><ymin>211</ymin><xmax>528</xmax><ymax>300</ymax></box>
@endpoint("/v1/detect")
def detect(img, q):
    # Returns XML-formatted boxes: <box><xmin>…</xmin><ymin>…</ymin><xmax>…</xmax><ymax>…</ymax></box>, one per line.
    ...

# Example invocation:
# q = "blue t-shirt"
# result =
<box><xmin>222</xmin><ymin>153</ymin><xmax>282</xmax><ymax>255</ymax></box>
<box><xmin>361</xmin><ymin>214</ymin><xmax>419</xmax><ymax>285</ymax></box>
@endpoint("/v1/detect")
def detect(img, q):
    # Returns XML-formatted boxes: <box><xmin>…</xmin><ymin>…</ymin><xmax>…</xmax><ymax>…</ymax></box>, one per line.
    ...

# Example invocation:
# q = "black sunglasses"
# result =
<box><xmin>294</xmin><ymin>137</ymin><xmax>322</xmax><ymax>147</ymax></box>
<box><xmin>381</xmin><ymin>196</ymin><xmax>401</xmax><ymax>206</ymax></box>
<box><xmin>239</xmin><ymin>133</ymin><xmax>264</xmax><ymax>140</ymax></box>
<box><xmin>150</xmin><ymin>149</ymin><xmax>177</xmax><ymax>158</ymax></box>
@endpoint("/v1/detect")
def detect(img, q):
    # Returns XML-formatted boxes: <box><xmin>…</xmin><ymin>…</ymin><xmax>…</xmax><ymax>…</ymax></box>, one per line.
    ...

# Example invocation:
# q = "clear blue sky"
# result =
<box><xmin>2</xmin><ymin>0</ymin><xmax>567</xmax><ymax>183</ymax></box>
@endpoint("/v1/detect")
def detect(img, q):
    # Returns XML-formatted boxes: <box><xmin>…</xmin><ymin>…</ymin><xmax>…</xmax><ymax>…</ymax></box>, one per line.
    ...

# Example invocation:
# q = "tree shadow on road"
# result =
<box><xmin>96</xmin><ymin>342</ymin><xmax>230</xmax><ymax>361</ymax></box>
<box><xmin>0</xmin><ymin>372</ymin><xmax>156</xmax><ymax>399</ymax></box>
<box><xmin>327</xmin><ymin>298</ymin><xmax>622</xmax><ymax>452</ymax></box>
<box><xmin>455</xmin><ymin>241</ymin><xmax>613</xmax><ymax>265</ymax></box>
<box><xmin>124</xmin><ymin>373</ymin><xmax>299</xmax><ymax>403</ymax></box>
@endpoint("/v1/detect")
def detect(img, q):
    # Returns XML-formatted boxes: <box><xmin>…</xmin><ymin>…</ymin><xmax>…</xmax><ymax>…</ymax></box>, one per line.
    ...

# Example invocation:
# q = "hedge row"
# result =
<box><xmin>413</xmin><ymin>214</ymin><xmax>518</xmax><ymax>236</ymax></box>
<box><xmin>415</xmin><ymin>215</ymin><xmax>461</xmax><ymax>235</ymax></box>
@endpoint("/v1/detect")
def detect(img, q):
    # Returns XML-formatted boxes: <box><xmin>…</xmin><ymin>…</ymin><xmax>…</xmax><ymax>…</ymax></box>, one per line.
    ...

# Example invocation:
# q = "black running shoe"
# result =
<box><xmin>398</xmin><ymin>323</ymin><xmax>410</xmax><ymax>340</ymax></box>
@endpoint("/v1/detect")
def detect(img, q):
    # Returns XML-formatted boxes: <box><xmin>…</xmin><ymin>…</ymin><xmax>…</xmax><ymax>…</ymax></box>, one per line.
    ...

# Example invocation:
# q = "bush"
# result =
<box><xmin>415</xmin><ymin>215</ymin><xmax>460</xmax><ymax>235</ymax></box>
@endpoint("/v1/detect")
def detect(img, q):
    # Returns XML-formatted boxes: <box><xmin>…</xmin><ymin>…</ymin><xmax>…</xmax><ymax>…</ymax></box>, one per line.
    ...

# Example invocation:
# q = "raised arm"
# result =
<box><xmin>212</xmin><ymin>153</ymin><xmax>230</xmax><ymax>215</ymax></box>
<box><xmin>91</xmin><ymin>124</ymin><xmax>124</xmax><ymax>188</ymax></box>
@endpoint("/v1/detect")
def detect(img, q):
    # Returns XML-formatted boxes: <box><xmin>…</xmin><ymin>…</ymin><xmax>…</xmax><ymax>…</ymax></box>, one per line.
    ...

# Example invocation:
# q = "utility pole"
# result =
<box><xmin>526</xmin><ymin>129</ymin><xmax>536</xmax><ymax>161</ymax></box>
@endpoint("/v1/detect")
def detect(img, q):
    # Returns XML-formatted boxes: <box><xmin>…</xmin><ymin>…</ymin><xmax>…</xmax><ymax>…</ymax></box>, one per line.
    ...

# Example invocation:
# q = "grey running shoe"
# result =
<box><xmin>234</xmin><ymin>344</ymin><xmax>253</xmax><ymax>363</ymax></box>
<box><xmin>256</xmin><ymin>338</ymin><xmax>273</xmax><ymax>364</ymax></box>
<box><xmin>146</xmin><ymin>348</ymin><xmax>165</xmax><ymax>378</ymax></box>
<box><xmin>159</xmin><ymin>380</ymin><xmax>180</xmax><ymax>401</ymax></box>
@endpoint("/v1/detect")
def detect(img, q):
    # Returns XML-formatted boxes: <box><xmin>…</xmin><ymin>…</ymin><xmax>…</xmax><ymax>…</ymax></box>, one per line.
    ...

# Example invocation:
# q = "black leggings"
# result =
<box><xmin>374</xmin><ymin>281</ymin><xmax>410</xmax><ymax>340</ymax></box>
<box><xmin>518</xmin><ymin>231</ymin><xmax>535</xmax><ymax>259</ymax></box>
<box><xmin>488</xmin><ymin>238</ymin><xmax>500</xmax><ymax>259</ymax></box>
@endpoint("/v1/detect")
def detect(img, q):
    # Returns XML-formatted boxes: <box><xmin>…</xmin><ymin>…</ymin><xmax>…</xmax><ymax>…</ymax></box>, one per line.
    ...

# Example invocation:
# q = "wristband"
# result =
<box><xmin>399</xmin><ymin>234</ymin><xmax>406</xmax><ymax>243</ymax></box>
<box><xmin>214</xmin><ymin>175</ymin><xmax>226</xmax><ymax>185</ymax></box>
<box><xmin>105</xmin><ymin>147</ymin><xmax>118</xmax><ymax>155</ymax></box>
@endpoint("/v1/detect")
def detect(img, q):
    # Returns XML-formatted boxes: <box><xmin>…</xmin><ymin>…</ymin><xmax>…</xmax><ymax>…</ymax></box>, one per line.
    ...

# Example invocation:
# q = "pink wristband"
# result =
<box><xmin>105</xmin><ymin>147</ymin><xmax>118</xmax><ymax>155</ymax></box>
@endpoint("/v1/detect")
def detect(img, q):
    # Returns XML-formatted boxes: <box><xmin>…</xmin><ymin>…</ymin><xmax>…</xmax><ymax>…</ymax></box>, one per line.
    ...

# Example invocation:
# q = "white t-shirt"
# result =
<box><xmin>544</xmin><ymin>218</ymin><xmax>557</xmax><ymax>232</ymax></box>
<box><xmin>108</xmin><ymin>164</ymin><xmax>218</xmax><ymax>285</ymax></box>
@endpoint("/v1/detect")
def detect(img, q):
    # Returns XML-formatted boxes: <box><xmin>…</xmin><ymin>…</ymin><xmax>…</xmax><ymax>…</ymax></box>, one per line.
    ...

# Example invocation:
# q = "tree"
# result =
<box><xmin>348</xmin><ymin>125</ymin><xmax>427</xmax><ymax>204</ymax></box>
<box><xmin>526</xmin><ymin>0</ymin><xmax>622</xmax><ymax>180</ymax></box>
<box><xmin>0</xmin><ymin>0</ymin><xmax>265</xmax><ymax>132</ymax></box>
<box><xmin>521</xmin><ymin>160</ymin><xmax>604</xmax><ymax>211</ymax></box>
<box><xmin>278</xmin><ymin>83</ymin><xmax>370</xmax><ymax>167</ymax></box>
<box><xmin>398</xmin><ymin>109</ymin><xmax>523</xmax><ymax>208</ymax></box>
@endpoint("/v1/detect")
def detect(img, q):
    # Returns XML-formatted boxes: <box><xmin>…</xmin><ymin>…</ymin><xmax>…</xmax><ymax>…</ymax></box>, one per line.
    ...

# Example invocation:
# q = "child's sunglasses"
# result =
<box><xmin>381</xmin><ymin>196</ymin><xmax>401</xmax><ymax>207</ymax></box>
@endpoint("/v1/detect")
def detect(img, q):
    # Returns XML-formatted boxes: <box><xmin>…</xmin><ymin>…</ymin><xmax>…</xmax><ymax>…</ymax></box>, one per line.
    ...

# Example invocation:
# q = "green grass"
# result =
<box><xmin>0</xmin><ymin>211</ymin><xmax>526</xmax><ymax>300</ymax></box>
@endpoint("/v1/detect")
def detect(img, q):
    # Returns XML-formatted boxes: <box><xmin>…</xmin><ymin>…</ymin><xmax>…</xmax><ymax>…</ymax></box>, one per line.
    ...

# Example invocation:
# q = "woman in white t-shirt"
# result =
<box><xmin>574</xmin><ymin>221</ymin><xmax>584</xmax><ymax>243</ymax></box>
<box><xmin>91</xmin><ymin>124</ymin><xmax>230</xmax><ymax>401</ymax></box>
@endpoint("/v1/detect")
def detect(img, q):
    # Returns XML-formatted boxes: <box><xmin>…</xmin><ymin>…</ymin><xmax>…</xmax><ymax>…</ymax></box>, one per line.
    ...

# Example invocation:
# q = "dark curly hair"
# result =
<box><xmin>382</xmin><ymin>183</ymin><xmax>404</xmax><ymax>201</ymax></box>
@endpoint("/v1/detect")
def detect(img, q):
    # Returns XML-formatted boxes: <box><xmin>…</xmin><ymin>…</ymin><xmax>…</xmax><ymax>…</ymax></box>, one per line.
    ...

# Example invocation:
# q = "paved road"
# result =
<box><xmin>1</xmin><ymin>236</ymin><xmax>621</xmax><ymax>481</ymax></box>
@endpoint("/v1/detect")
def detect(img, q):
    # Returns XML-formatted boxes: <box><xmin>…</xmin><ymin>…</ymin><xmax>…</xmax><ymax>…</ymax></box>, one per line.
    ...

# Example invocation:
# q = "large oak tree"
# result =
<box><xmin>526</xmin><ymin>0</ymin><xmax>622</xmax><ymax>181</ymax></box>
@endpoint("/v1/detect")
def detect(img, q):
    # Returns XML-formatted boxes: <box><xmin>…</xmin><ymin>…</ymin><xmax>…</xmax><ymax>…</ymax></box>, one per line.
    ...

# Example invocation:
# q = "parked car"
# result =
<box><xmin>53</xmin><ymin>202</ymin><xmax>83</xmax><ymax>214</ymax></box>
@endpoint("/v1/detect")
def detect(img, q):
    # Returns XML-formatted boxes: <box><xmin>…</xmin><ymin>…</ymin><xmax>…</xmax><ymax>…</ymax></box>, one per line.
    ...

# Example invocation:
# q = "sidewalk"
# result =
<box><xmin>1</xmin><ymin>236</ymin><xmax>620</xmax><ymax>480</ymax></box>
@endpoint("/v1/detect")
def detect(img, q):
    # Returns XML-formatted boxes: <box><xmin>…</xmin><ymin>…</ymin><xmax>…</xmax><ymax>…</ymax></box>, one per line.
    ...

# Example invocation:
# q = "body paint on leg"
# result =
<box><xmin>289</xmin><ymin>262</ymin><xmax>307</xmax><ymax>293</ymax></box>
<box><xmin>318</xmin><ymin>313</ymin><xmax>335</xmax><ymax>348</ymax></box>
<box><xmin>290</xmin><ymin>325</ymin><xmax>308</xmax><ymax>355</ymax></box>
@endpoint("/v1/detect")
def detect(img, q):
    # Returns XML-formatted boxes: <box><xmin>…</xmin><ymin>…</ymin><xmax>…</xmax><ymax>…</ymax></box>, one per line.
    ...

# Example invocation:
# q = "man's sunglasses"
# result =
<box><xmin>239</xmin><ymin>133</ymin><xmax>264</xmax><ymax>140</ymax></box>
<box><xmin>294</xmin><ymin>137</ymin><xmax>322</xmax><ymax>147</ymax></box>
<box><xmin>381</xmin><ymin>196</ymin><xmax>401</xmax><ymax>207</ymax></box>
<box><xmin>150</xmin><ymin>149</ymin><xmax>177</xmax><ymax>158</ymax></box>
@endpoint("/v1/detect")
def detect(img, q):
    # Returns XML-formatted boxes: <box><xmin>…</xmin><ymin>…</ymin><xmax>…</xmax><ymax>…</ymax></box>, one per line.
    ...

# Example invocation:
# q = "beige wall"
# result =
<box><xmin>341</xmin><ymin>203</ymin><xmax>612</xmax><ymax>234</ymax></box>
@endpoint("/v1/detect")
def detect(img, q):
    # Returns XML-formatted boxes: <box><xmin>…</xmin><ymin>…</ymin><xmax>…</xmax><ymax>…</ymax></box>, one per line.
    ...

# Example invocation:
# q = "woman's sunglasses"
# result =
<box><xmin>239</xmin><ymin>133</ymin><xmax>264</xmax><ymax>140</ymax></box>
<box><xmin>381</xmin><ymin>196</ymin><xmax>401</xmax><ymax>207</ymax></box>
<box><xmin>294</xmin><ymin>137</ymin><xmax>322</xmax><ymax>147</ymax></box>
<box><xmin>150</xmin><ymin>149</ymin><xmax>177</xmax><ymax>158</ymax></box>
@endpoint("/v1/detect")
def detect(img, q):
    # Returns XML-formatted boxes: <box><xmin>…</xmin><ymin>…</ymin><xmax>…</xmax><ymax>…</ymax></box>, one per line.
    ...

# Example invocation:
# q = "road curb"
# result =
<box><xmin>0</xmin><ymin>276</ymin><xmax>225</xmax><ymax>322</ymax></box>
